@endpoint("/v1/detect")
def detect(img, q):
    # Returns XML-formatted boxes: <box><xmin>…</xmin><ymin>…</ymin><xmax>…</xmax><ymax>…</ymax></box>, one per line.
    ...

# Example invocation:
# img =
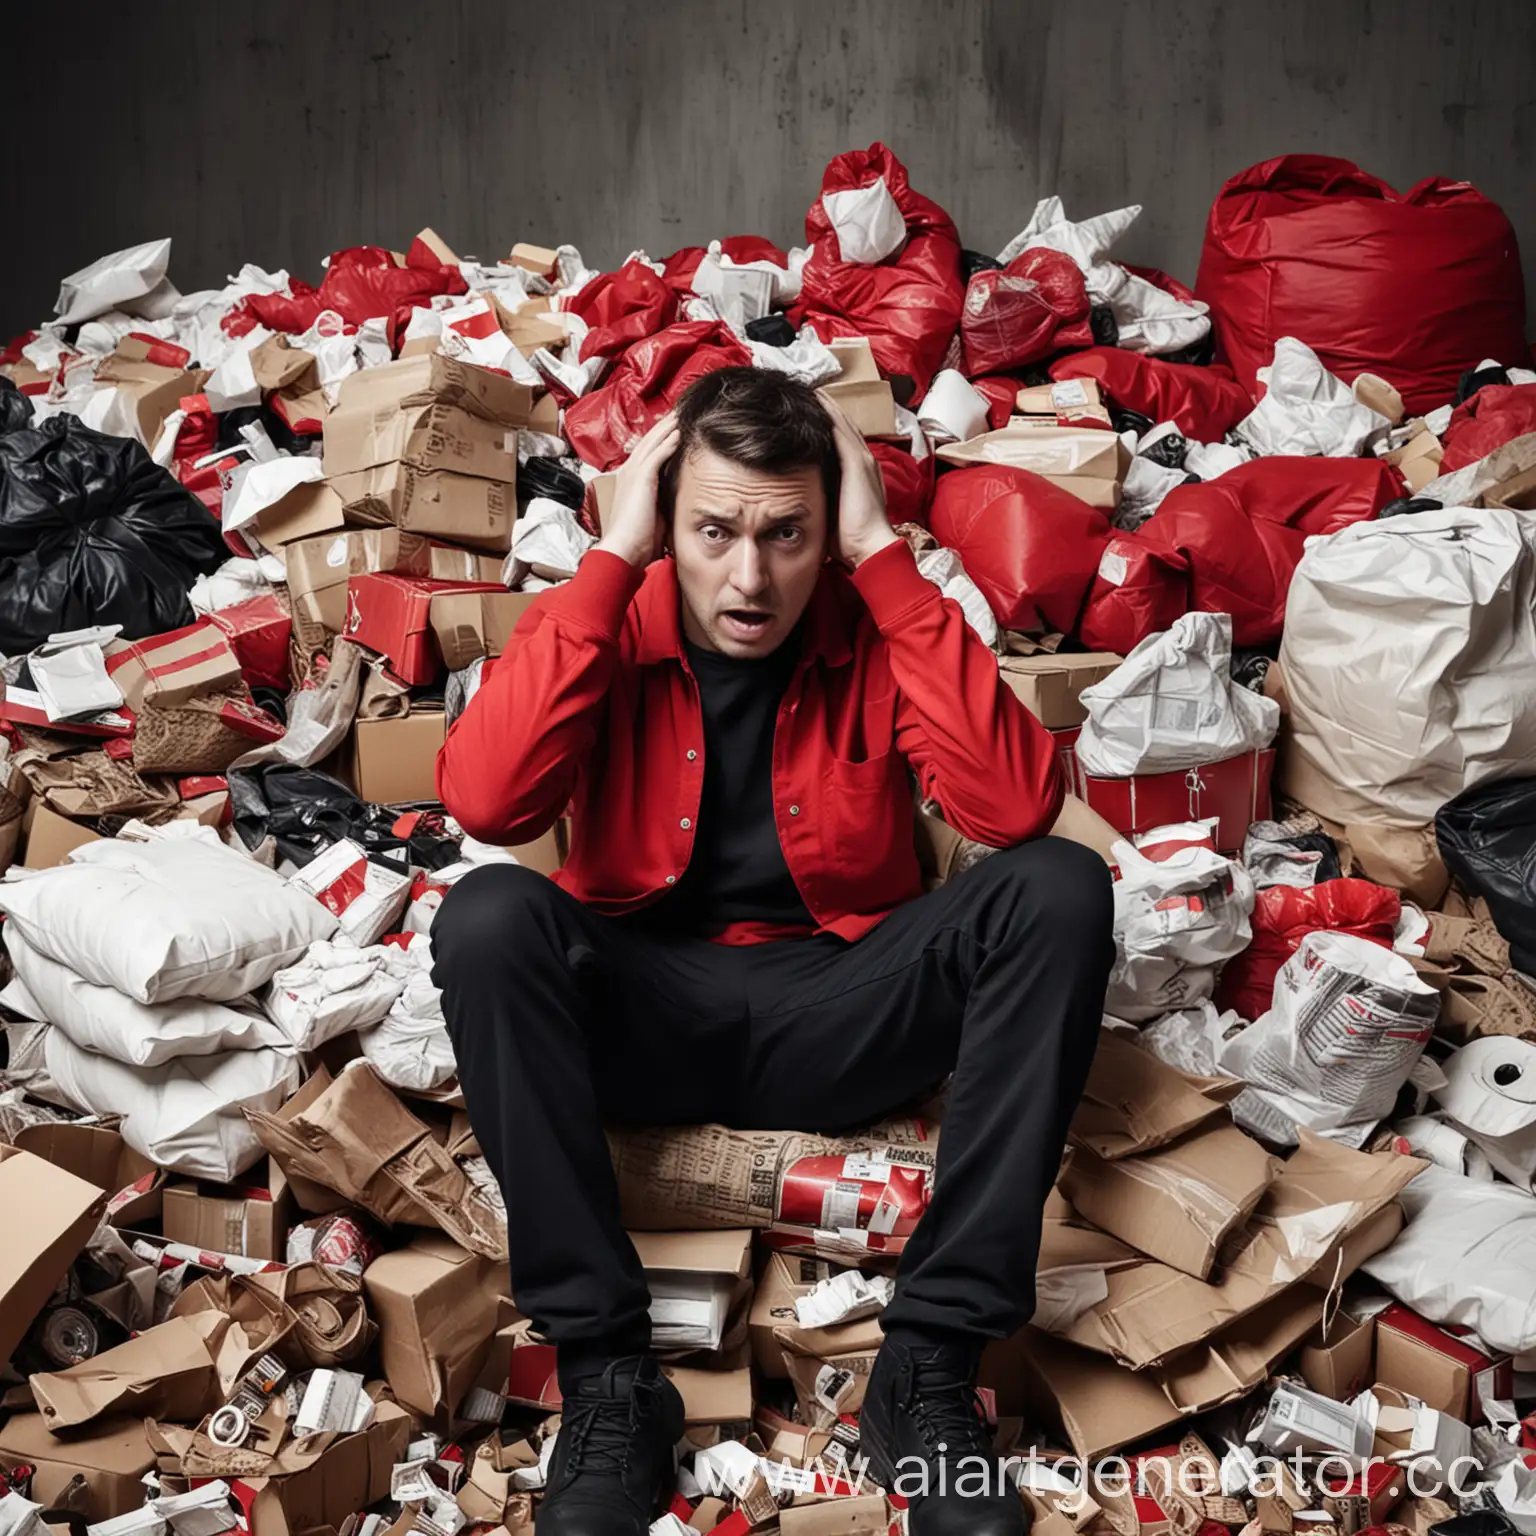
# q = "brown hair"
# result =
<box><xmin>658</xmin><ymin>366</ymin><xmax>840</xmax><ymax>531</ymax></box>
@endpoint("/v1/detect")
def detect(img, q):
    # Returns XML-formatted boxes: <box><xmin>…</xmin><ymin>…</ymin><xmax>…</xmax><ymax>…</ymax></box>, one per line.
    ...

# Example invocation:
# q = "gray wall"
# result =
<box><xmin>4</xmin><ymin>1</ymin><xmax>1532</xmax><ymax>339</ymax></box>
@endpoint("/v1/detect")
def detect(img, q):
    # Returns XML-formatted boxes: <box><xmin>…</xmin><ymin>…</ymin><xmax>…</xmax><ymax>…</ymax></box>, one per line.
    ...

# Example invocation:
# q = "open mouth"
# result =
<box><xmin>719</xmin><ymin>609</ymin><xmax>774</xmax><ymax>639</ymax></box>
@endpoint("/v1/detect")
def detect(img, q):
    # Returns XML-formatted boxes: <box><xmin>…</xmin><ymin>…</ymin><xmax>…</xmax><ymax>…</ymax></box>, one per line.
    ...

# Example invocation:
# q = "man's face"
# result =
<box><xmin>670</xmin><ymin>446</ymin><xmax>828</xmax><ymax>658</ymax></box>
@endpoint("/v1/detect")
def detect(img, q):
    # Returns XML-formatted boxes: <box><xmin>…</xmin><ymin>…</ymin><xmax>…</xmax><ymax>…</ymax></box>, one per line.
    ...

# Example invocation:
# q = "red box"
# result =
<box><xmin>1058</xmin><ymin>735</ymin><xmax>1275</xmax><ymax>855</ymax></box>
<box><xmin>343</xmin><ymin>573</ymin><xmax>503</xmax><ymax>687</ymax></box>
<box><xmin>1374</xmin><ymin>1303</ymin><xmax>1514</xmax><ymax>1421</ymax></box>
<box><xmin>204</xmin><ymin>594</ymin><xmax>292</xmax><ymax>692</ymax></box>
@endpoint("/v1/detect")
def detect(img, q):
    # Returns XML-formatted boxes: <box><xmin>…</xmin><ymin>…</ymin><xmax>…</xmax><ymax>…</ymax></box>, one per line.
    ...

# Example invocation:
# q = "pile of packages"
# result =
<box><xmin>0</xmin><ymin>140</ymin><xmax>1534</xmax><ymax>1535</ymax></box>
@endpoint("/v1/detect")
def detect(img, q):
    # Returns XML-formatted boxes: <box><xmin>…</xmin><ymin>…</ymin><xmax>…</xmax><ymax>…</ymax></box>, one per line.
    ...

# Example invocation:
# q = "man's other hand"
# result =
<box><xmin>824</xmin><ymin>397</ymin><xmax>900</xmax><ymax>570</ymax></box>
<box><xmin>596</xmin><ymin>411</ymin><xmax>681</xmax><ymax>569</ymax></box>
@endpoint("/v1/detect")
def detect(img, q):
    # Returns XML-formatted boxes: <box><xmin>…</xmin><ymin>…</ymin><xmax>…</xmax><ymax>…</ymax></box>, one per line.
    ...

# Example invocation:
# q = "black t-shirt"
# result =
<box><xmin>642</xmin><ymin>629</ymin><xmax>814</xmax><ymax>934</ymax></box>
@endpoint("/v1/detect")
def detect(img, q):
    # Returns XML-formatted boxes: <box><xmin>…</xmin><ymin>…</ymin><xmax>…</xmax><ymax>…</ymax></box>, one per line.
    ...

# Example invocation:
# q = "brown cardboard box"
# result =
<box><xmin>335</xmin><ymin>353</ymin><xmax>535</xmax><ymax>427</ymax></box>
<box><xmin>92</xmin><ymin>342</ymin><xmax>208</xmax><ymax>447</ymax></box>
<box><xmin>322</xmin><ymin>402</ymin><xmax>517</xmax><ymax>482</ymax></box>
<box><xmin>343</xmin><ymin>712</ymin><xmax>447</xmax><ymax>804</ymax></box>
<box><xmin>509</xmin><ymin>243</ymin><xmax>560</xmax><ymax>278</ymax></box>
<box><xmin>429</xmin><ymin>590</ymin><xmax>540</xmax><ymax>670</ymax></box>
<box><xmin>1384</xmin><ymin>426</ymin><xmax>1444</xmax><ymax>493</ymax></box>
<box><xmin>254</xmin><ymin>1068</ymin><xmax>348</xmax><ymax>1216</ymax></box>
<box><xmin>779</xmin><ymin>1495</ymin><xmax>890</xmax><ymax>1534</ymax></box>
<box><xmin>0</xmin><ymin>1143</ymin><xmax>109</xmax><ymax>1367</ymax></box>
<box><xmin>1058</xmin><ymin>1123</ymin><xmax>1280</xmax><ymax>1280</ymax></box>
<box><xmin>329</xmin><ymin>461</ymin><xmax>515</xmax><ymax>554</ymax></box>
<box><xmin>589</xmin><ymin>471</ymin><xmax>619</xmax><ymax>532</ymax></box>
<box><xmin>19</xmin><ymin>803</ymin><xmax>103</xmax><ymax>868</ymax></box>
<box><xmin>818</xmin><ymin>339</ymin><xmax>898</xmax><ymax>437</ymax></box>
<box><xmin>775</xmin><ymin>1314</ymin><xmax>884</xmax><ymax>1423</ymax></box>
<box><xmin>999</xmin><ymin>652</ymin><xmax>1121</xmax><ymax>729</ymax></box>
<box><xmin>1373</xmin><ymin>1304</ymin><xmax>1513</xmax><ymax>1419</ymax></box>
<box><xmin>162</xmin><ymin>1159</ymin><xmax>297</xmax><ymax>1262</ymax></box>
<box><xmin>1352</xmin><ymin>373</ymin><xmax>1405</xmax><ymax>425</ymax></box>
<box><xmin>250</xmin><ymin>479</ymin><xmax>355</xmax><ymax>549</ymax></box>
<box><xmin>658</xmin><ymin>1363</ymin><xmax>753</xmax><ymax>1428</ymax></box>
<box><xmin>104</xmin><ymin>624</ymin><xmax>245</xmax><ymax>712</ymax></box>
<box><xmin>632</xmin><ymin>1228</ymin><xmax>752</xmax><ymax>1354</ymax></box>
<box><xmin>1482</xmin><ymin>463</ymin><xmax>1536</xmax><ymax>513</ymax></box>
<box><xmin>0</xmin><ymin>1414</ymin><xmax>158</xmax><ymax>1522</ymax></box>
<box><xmin>1298</xmin><ymin>1312</ymin><xmax>1376</xmax><ymax>1402</ymax></box>
<box><xmin>363</xmin><ymin>1232</ymin><xmax>506</xmax><ymax>1419</ymax></box>
<box><xmin>13</xmin><ymin>1122</ymin><xmax>161</xmax><ymax>1227</ymax></box>
<box><xmin>528</xmin><ymin>389</ymin><xmax>560</xmax><ymax>436</ymax></box>
<box><xmin>750</xmin><ymin>1253</ymin><xmax>839</xmax><ymax>1378</ymax></box>
<box><xmin>1016</xmin><ymin>378</ymin><xmax>1106</xmax><ymax>417</ymax></box>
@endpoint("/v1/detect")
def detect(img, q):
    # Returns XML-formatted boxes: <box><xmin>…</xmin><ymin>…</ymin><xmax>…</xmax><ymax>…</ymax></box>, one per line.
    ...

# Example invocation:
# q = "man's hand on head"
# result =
<box><xmin>823</xmin><ymin>396</ymin><xmax>900</xmax><ymax>571</ymax></box>
<box><xmin>596</xmin><ymin>410</ymin><xmax>681</xmax><ymax>569</ymax></box>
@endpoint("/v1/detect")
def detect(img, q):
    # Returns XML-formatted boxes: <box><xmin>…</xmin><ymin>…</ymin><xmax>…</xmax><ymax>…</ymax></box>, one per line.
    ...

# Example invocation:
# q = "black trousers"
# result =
<box><xmin>430</xmin><ymin>838</ymin><xmax>1114</xmax><ymax>1354</ymax></box>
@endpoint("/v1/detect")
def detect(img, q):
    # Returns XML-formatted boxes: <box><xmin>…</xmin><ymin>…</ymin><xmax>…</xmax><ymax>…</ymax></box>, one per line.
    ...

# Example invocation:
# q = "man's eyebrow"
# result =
<box><xmin>686</xmin><ymin>505</ymin><xmax>810</xmax><ymax>522</ymax></box>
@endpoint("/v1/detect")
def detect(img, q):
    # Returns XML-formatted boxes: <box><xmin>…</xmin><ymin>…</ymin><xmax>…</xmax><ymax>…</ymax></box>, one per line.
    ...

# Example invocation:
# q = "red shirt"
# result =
<box><xmin>436</xmin><ymin>541</ymin><xmax>1064</xmax><ymax>943</ymax></box>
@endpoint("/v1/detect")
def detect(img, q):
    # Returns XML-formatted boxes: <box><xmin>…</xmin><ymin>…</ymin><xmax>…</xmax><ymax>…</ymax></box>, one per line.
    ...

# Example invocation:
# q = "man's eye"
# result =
<box><xmin>701</xmin><ymin>525</ymin><xmax>728</xmax><ymax>542</ymax></box>
<box><xmin>772</xmin><ymin>526</ymin><xmax>802</xmax><ymax>543</ymax></box>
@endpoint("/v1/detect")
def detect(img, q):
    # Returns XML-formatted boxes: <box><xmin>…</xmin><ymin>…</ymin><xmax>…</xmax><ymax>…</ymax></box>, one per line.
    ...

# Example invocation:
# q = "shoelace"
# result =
<box><xmin>903</xmin><ymin>1356</ymin><xmax>994</xmax><ymax>1459</ymax></box>
<box><xmin>561</xmin><ymin>1369</ymin><xmax>664</xmax><ymax>1479</ymax></box>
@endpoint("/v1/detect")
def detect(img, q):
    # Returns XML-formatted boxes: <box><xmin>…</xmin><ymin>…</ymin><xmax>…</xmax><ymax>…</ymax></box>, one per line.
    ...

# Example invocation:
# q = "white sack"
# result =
<box><xmin>1218</xmin><ymin>931</ymin><xmax>1438</xmax><ymax>1148</ymax></box>
<box><xmin>2</xmin><ymin>929</ymin><xmax>283</xmax><ymax>1068</ymax></box>
<box><xmin>1106</xmin><ymin>832</ymin><xmax>1255</xmax><ymax>1022</ymax></box>
<box><xmin>262</xmin><ymin>939</ymin><xmax>412</xmax><ymax>1051</ymax></box>
<box><xmin>822</xmin><ymin>177</ymin><xmax>908</xmax><ymax>265</ymax></box>
<box><xmin>1361</xmin><ymin>1164</ymin><xmax>1536</xmax><ymax>1355</ymax></box>
<box><xmin>55</xmin><ymin>239</ymin><xmax>173</xmax><ymax>325</ymax></box>
<box><xmin>1278</xmin><ymin>506</ymin><xmax>1536</xmax><ymax>826</ymax></box>
<box><xmin>1234</xmin><ymin>337</ymin><xmax>1389</xmax><ymax>458</ymax></box>
<box><xmin>42</xmin><ymin>1025</ymin><xmax>300</xmax><ymax>1181</ymax></box>
<box><xmin>504</xmin><ymin>497</ymin><xmax>596</xmax><ymax>586</ymax></box>
<box><xmin>1077</xmin><ymin>611</ymin><xmax>1279</xmax><ymax>777</ymax></box>
<box><xmin>0</xmin><ymin>837</ymin><xmax>337</xmax><ymax>1004</ymax></box>
<box><xmin>1429</xmin><ymin>1036</ymin><xmax>1536</xmax><ymax>1191</ymax></box>
<box><xmin>915</xmin><ymin>547</ymin><xmax>1000</xmax><ymax>647</ymax></box>
<box><xmin>747</xmin><ymin>324</ymin><xmax>842</xmax><ymax>385</ymax></box>
<box><xmin>1242</xmin><ymin>820</ymin><xmax>1324</xmax><ymax>889</ymax></box>
<box><xmin>357</xmin><ymin>936</ymin><xmax>455</xmax><ymax>1091</ymax></box>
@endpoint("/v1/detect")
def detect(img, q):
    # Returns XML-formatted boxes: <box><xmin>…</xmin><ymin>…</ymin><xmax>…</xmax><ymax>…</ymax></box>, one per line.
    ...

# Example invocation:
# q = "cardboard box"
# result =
<box><xmin>329</xmin><ymin>461</ymin><xmax>515</xmax><ymax>554</ymax></box>
<box><xmin>509</xmin><ymin>243</ymin><xmax>559</xmax><ymax>278</ymax></box>
<box><xmin>104</xmin><ymin>622</ymin><xmax>244</xmax><ymax>712</ymax></box>
<box><xmin>0</xmin><ymin>1143</ymin><xmax>110</xmax><ymax>1367</ymax></box>
<box><xmin>818</xmin><ymin>339</ymin><xmax>897</xmax><ymax>438</ymax></box>
<box><xmin>1384</xmin><ymin>426</ymin><xmax>1444</xmax><ymax>493</ymax></box>
<box><xmin>1482</xmin><ymin>463</ymin><xmax>1536</xmax><ymax>514</ymax></box>
<box><xmin>1352</xmin><ymin>373</ymin><xmax>1405</xmax><ymax>426</ymax></box>
<box><xmin>632</xmin><ymin>1229</ymin><xmax>752</xmax><ymax>1354</ymax></box>
<box><xmin>363</xmin><ymin>1232</ymin><xmax>506</xmax><ymax>1419</ymax></box>
<box><xmin>589</xmin><ymin>471</ymin><xmax>619</xmax><ymax>532</ymax></box>
<box><xmin>1299</xmin><ymin>1312</ymin><xmax>1376</xmax><ymax>1403</ymax></box>
<box><xmin>323</xmin><ymin>402</ymin><xmax>518</xmax><ymax>482</ymax></box>
<box><xmin>1016</xmin><ymin>377</ymin><xmax>1106</xmax><ymax>417</ymax></box>
<box><xmin>0</xmin><ymin>1414</ymin><xmax>158</xmax><ymax>1522</ymax></box>
<box><xmin>162</xmin><ymin>1159</ymin><xmax>297</xmax><ymax>1262</ymax></box>
<box><xmin>92</xmin><ymin>341</ymin><xmax>208</xmax><ymax>447</ymax></box>
<box><xmin>342</xmin><ymin>713</ymin><xmax>448</xmax><ymax>804</ymax></box>
<box><xmin>1058</xmin><ymin>1122</ymin><xmax>1280</xmax><ymax>1281</ymax></box>
<box><xmin>779</xmin><ymin>1495</ymin><xmax>890</xmax><ymax>1534</ymax></box>
<box><xmin>999</xmin><ymin>652</ymin><xmax>1121</xmax><ymax>729</ymax></box>
<box><xmin>750</xmin><ymin>1254</ymin><xmax>839</xmax><ymax>1378</ymax></box>
<box><xmin>1323</xmin><ymin>1460</ymin><xmax>1408</xmax><ymax>1531</ymax></box>
<box><xmin>344</xmin><ymin>573</ymin><xmax>506</xmax><ymax>686</ymax></box>
<box><xmin>20</xmin><ymin>803</ymin><xmax>103</xmax><ymax>868</ymax></box>
<box><xmin>775</xmin><ymin>1314</ymin><xmax>884</xmax><ymax>1423</ymax></box>
<box><xmin>13</xmin><ymin>1121</ymin><xmax>161</xmax><ymax>1227</ymax></box>
<box><xmin>429</xmin><ymin>589</ymin><xmax>540</xmax><ymax>671</ymax></box>
<box><xmin>249</xmin><ymin>478</ymin><xmax>355</xmax><ymax>549</ymax></box>
<box><xmin>1373</xmin><ymin>1303</ymin><xmax>1513</xmax><ymax>1420</ymax></box>
<box><xmin>659</xmin><ymin>1363</ymin><xmax>753</xmax><ymax>1428</ymax></box>
<box><xmin>335</xmin><ymin>352</ymin><xmax>535</xmax><ymax>427</ymax></box>
<box><xmin>936</xmin><ymin>426</ymin><xmax>1131</xmax><ymax>509</ymax></box>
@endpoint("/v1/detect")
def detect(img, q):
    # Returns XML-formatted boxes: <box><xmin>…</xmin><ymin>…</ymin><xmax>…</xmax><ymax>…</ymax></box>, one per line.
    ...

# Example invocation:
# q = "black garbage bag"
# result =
<box><xmin>0</xmin><ymin>377</ymin><xmax>33</xmax><ymax>435</ymax></box>
<box><xmin>518</xmin><ymin>454</ymin><xmax>586</xmax><ymax>512</ymax></box>
<box><xmin>744</xmin><ymin>313</ymin><xmax>798</xmax><ymax>347</ymax></box>
<box><xmin>228</xmin><ymin>762</ymin><xmax>462</xmax><ymax>873</ymax></box>
<box><xmin>1436</xmin><ymin>776</ymin><xmax>1536</xmax><ymax>974</ymax></box>
<box><xmin>959</xmin><ymin>249</ymin><xmax>1003</xmax><ymax>284</ymax></box>
<box><xmin>0</xmin><ymin>414</ymin><xmax>229</xmax><ymax>655</ymax></box>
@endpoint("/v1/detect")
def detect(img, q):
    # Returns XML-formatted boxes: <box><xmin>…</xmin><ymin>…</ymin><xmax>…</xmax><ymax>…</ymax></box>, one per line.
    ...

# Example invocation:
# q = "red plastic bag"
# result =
<box><xmin>562</xmin><ymin>320</ymin><xmax>753</xmax><ymax>470</ymax></box>
<box><xmin>1048</xmin><ymin>347</ymin><xmax>1251</xmax><ymax>441</ymax></box>
<box><xmin>870</xmin><ymin>441</ymin><xmax>936</xmax><ymax>528</ymax></box>
<box><xmin>1078</xmin><ymin>535</ymin><xmax>1187</xmax><ymax>654</ymax></box>
<box><xmin>1440</xmin><ymin>383</ymin><xmax>1536</xmax><ymax>472</ymax></box>
<box><xmin>928</xmin><ymin>465</ymin><xmax>1109</xmax><ymax>633</ymax></box>
<box><xmin>791</xmin><ymin>143</ymin><xmax>964</xmax><ymax>401</ymax></box>
<box><xmin>961</xmin><ymin>248</ymin><xmax>1093</xmax><ymax>378</ymax></box>
<box><xmin>567</xmin><ymin>260</ymin><xmax>680</xmax><ymax>364</ymax></box>
<box><xmin>660</xmin><ymin>236</ymin><xmax>789</xmax><ymax>296</ymax></box>
<box><xmin>1217</xmin><ymin>878</ymin><xmax>1400</xmax><ymax>1021</ymax></box>
<box><xmin>969</xmin><ymin>376</ymin><xmax>1024</xmax><ymax>431</ymax></box>
<box><xmin>1196</xmin><ymin>155</ymin><xmax>1527</xmax><ymax>414</ymax></box>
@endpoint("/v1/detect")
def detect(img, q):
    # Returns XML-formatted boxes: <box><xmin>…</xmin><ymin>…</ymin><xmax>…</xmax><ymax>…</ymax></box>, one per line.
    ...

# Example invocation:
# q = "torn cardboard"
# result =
<box><xmin>334</xmin><ymin>353</ymin><xmax>534</xmax><ymax>427</ymax></box>
<box><xmin>818</xmin><ymin>339</ymin><xmax>898</xmax><ymax>437</ymax></box>
<box><xmin>322</xmin><ymin>403</ymin><xmax>517</xmax><ymax>482</ymax></box>
<box><xmin>12</xmin><ymin>1121</ymin><xmax>161</xmax><ymax>1227</ymax></box>
<box><xmin>999</xmin><ymin>652</ymin><xmax>1122</xmax><ymax>730</ymax></box>
<box><xmin>162</xmin><ymin>1159</ymin><xmax>297</xmax><ymax>1262</ymax></box>
<box><xmin>429</xmin><ymin>590</ymin><xmax>538</xmax><ymax>671</ymax></box>
<box><xmin>0</xmin><ymin>1414</ymin><xmax>158</xmax><ymax>1522</ymax></box>
<box><xmin>329</xmin><ymin>462</ymin><xmax>514</xmax><ymax>554</ymax></box>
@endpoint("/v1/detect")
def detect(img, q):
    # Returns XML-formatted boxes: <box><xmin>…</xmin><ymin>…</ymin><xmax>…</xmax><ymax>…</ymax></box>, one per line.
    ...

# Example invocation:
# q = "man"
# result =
<box><xmin>433</xmin><ymin>368</ymin><xmax>1113</xmax><ymax>1535</ymax></box>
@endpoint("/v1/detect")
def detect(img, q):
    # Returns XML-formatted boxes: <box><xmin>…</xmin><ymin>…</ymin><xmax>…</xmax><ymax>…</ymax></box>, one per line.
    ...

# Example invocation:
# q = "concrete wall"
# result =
<box><xmin>3</xmin><ymin>1</ymin><xmax>1531</xmax><ymax>337</ymax></box>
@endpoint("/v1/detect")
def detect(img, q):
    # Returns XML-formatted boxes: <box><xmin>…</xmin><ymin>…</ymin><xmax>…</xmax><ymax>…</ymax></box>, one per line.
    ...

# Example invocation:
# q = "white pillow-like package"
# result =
<box><xmin>358</xmin><ymin>936</ymin><xmax>457</xmax><ymax>1091</ymax></box>
<box><xmin>263</xmin><ymin>939</ymin><xmax>412</xmax><ymax>1051</ymax></box>
<box><xmin>0</xmin><ymin>838</ymin><xmax>337</xmax><ymax>1004</ymax></box>
<box><xmin>43</xmin><ymin>1026</ymin><xmax>301</xmax><ymax>1182</ymax></box>
<box><xmin>822</xmin><ymin>177</ymin><xmax>907</xmax><ymax>265</ymax></box>
<box><xmin>1</xmin><ymin>928</ymin><xmax>284</xmax><ymax>1068</ymax></box>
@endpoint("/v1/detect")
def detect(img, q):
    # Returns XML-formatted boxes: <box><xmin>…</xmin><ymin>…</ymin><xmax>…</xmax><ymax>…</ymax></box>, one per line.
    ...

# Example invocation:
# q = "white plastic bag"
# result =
<box><xmin>1234</xmin><ymin>337</ymin><xmax>1389</xmax><ymax>458</ymax></box>
<box><xmin>1218</xmin><ymin>931</ymin><xmax>1438</xmax><ymax>1147</ymax></box>
<box><xmin>504</xmin><ymin>497</ymin><xmax>596</xmax><ymax>587</ymax></box>
<box><xmin>1</xmin><ymin>929</ymin><xmax>283</xmax><ymax>1068</ymax></box>
<box><xmin>822</xmin><ymin>177</ymin><xmax>908</xmax><ymax>265</ymax></box>
<box><xmin>357</xmin><ymin>936</ymin><xmax>455</xmax><ymax>1091</ymax></box>
<box><xmin>262</xmin><ymin>939</ymin><xmax>412</xmax><ymax>1051</ymax></box>
<box><xmin>1106</xmin><ymin>829</ymin><xmax>1255</xmax><ymax>1022</ymax></box>
<box><xmin>1077</xmin><ymin>612</ymin><xmax>1279</xmax><ymax>777</ymax></box>
<box><xmin>1278</xmin><ymin>506</ymin><xmax>1536</xmax><ymax>826</ymax></box>
<box><xmin>915</xmin><ymin>547</ymin><xmax>999</xmax><ymax>648</ymax></box>
<box><xmin>0</xmin><ymin>838</ymin><xmax>337</xmax><ymax>1004</ymax></box>
<box><xmin>287</xmin><ymin>839</ymin><xmax>411</xmax><ymax>947</ymax></box>
<box><xmin>42</xmin><ymin>1026</ymin><xmax>300</xmax><ymax>1181</ymax></box>
<box><xmin>55</xmin><ymin>239</ymin><xmax>173</xmax><ymax>325</ymax></box>
<box><xmin>1361</xmin><ymin>1165</ymin><xmax>1536</xmax><ymax>1355</ymax></box>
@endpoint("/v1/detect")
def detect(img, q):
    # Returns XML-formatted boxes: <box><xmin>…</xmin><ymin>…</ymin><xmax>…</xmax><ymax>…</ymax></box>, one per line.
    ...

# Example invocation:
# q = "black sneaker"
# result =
<box><xmin>538</xmin><ymin>1356</ymin><xmax>684</xmax><ymax>1534</ymax></box>
<box><xmin>859</xmin><ymin>1334</ymin><xmax>1028</xmax><ymax>1535</ymax></box>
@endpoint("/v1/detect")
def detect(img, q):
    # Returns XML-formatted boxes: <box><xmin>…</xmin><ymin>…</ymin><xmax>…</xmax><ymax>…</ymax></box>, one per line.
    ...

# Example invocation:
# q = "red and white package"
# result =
<box><xmin>204</xmin><ymin>594</ymin><xmax>293</xmax><ymax>692</ymax></box>
<box><xmin>400</xmin><ymin>873</ymin><xmax>451</xmax><ymax>936</ymax></box>
<box><xmin>288</xmin><ymin>838</ymin><xmax>411</xmax><ymax>946</ymax></box>
<box><xmin>286</xmin><ymin>1211</ymin><xmax>387</xmax><ymax>1276</ymax></box>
